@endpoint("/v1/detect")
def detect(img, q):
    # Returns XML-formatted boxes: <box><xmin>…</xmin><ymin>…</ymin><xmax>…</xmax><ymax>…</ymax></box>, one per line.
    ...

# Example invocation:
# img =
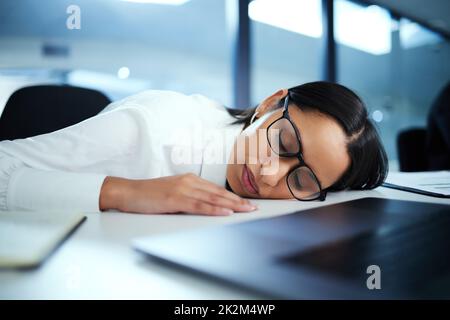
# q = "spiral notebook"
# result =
<box><xmin>382</xmin><ymin>170</ymin><xmax>450</xmax><ymax>198</ymax></box>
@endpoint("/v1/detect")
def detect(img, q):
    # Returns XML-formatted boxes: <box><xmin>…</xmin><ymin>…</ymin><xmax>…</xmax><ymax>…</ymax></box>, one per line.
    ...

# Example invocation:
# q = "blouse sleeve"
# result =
<box><xmin>0</xmin><ymin>106</ymin><xmax>143</xmax><ymax>212</ymax></box>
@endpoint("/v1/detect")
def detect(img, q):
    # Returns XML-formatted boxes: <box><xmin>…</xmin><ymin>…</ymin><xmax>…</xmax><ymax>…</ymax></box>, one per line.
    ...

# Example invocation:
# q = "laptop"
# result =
<box><xmin>0</xmin><ymin>211</ymin><xmax>86</xmax><ymax>269</ymax></box>
<box><xmin>133</xmin><ymin>197</ymin><xmax>450</xmax><ymax>299</ymax></box>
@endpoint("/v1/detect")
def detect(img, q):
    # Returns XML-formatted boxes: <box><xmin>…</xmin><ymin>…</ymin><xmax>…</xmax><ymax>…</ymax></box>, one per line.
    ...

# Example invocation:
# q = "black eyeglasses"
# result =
<box><xmin>266</xmin><ymin>93</ymin><xmax>327</xmax><ymax>201</ymax></box>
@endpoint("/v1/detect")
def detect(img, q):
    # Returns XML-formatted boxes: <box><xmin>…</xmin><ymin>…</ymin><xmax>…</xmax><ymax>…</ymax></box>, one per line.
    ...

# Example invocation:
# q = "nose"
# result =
<box><xmin>259</xmin><ymin>153</ymin><xmax>298</xmax><ymax>188</ymax></box>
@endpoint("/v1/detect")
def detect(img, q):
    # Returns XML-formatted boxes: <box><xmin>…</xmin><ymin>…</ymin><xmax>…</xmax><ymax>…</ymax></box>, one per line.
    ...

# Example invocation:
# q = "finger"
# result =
<box><xmin>184</xmin><ymin>199</ymin><xmax>234</xmax><ymax>216</ymax></box>
<box><xmin>192</xmin><ymin>176</ymin><xmax>255</xmax><ymax>206</ymax></box>
<box><xmin>188</xmin><ymin>188</ymin><xmax>257</xmax><ymax>213</ymax></box>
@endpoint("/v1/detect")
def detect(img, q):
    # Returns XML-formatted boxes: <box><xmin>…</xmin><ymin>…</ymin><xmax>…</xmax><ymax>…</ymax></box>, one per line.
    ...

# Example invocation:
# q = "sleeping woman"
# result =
<box><xmin>0</xmin><ymin>81</ymin><xmax>388</xmax><ymax>216</ymax></box>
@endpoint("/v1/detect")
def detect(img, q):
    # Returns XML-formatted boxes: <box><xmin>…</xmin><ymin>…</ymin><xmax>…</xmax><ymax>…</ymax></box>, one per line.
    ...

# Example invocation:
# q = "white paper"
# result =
<box><xmin>385</xmin><ymin>170</ymin><xmax>450</xmax><ymax>196</ymax></box>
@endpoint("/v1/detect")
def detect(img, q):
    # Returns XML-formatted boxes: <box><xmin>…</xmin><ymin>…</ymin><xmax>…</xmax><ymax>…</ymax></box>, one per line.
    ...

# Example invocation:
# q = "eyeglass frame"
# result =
<box><xmin>266</xmin><ymin>93</ymin><xmax>327</xmax><ymax>201</ymax></box>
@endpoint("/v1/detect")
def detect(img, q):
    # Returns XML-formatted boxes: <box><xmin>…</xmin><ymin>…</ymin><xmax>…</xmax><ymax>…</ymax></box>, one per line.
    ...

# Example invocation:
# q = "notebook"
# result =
<box><xmin>383</xmin><ymin>170</ymin><xmax>450</xmax><ymax>198</ymax></box>
<box><xmin>0</xmin><ymin>211</ymin><xmax>86</xmax><ymax>269</ymax></box>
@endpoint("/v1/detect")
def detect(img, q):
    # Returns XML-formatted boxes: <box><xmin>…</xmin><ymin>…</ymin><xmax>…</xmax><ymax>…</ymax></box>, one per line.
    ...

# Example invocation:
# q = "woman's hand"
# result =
<box><xmin>99</xmin><ymin>173</ymin><xmax>257</xmax><ymax>216</ymax></box>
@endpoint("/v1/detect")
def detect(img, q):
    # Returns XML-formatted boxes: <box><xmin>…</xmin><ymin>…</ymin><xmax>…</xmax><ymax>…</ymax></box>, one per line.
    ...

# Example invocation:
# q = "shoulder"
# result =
<box><xmin>102</xmin><ymin>90</ymin><xmax>234</xmax><ymax>127</ymax></box>
<box><xmin>101</xmin><ymin>90</ymin><xmax>186</xmax><ymax>113</ymax></box>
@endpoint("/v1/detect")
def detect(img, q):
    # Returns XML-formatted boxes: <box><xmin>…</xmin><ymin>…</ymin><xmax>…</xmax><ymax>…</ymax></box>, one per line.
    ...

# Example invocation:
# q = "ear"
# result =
<box><xmin>254</xmin><ymin>89</ymin><xmax>288</xmax><ymax>118</ymax></box>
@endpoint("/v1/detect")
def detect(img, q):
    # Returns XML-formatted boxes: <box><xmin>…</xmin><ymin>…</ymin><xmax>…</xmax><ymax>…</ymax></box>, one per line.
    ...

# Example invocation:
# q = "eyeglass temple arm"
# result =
<box><xmin>282</xmin><ymin>93</ymin><xmax>290</xmax><ymax>118</ymax></box>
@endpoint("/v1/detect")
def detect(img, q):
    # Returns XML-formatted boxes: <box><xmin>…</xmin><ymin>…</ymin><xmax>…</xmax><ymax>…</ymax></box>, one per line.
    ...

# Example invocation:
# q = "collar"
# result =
<box><xmin>199</xmin><ymin>122</ymin><xmax>244</xmax><ymax>187</ymax></box>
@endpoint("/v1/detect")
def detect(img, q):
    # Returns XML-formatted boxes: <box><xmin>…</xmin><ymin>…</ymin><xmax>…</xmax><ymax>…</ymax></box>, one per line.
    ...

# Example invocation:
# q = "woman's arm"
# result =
<box><xmin>0</xmin><ymin>107</ymin><xmax>141</xmax><ymax>212</ymax></box>
<box><xmin>0</xmin><ymin>105</ymin><xmax>255</xmax><ymax>215</ymax></box>
<box><xmin>99</xmin><ymin>174</ymin><xmax>257</xmax><ymax>216</ymax></box>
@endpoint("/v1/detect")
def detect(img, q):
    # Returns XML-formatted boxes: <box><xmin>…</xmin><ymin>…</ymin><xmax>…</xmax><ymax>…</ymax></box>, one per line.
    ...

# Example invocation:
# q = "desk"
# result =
<box><xmin>1</xmin><ymin>187</ymin><xmax>449</xmax><ymax>299</ymax></box>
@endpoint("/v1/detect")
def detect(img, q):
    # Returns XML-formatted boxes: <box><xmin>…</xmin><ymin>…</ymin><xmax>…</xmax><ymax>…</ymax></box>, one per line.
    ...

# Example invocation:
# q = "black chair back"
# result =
<box><xmin>397</xmin><ymin>128</ymin><xmax>428</xmax><ymax>172</ymax></box>
<box><xmin>0</xmin><ymin>85</ymin><xmax>111</xmax><ymax>140</ymax></box>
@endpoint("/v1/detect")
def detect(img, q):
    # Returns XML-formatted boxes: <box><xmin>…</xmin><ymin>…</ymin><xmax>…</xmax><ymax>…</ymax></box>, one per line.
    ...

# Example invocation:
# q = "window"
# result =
<box><xmin>336</xmin><ymin>0</ymin><xmax>450</xmax><ymax>167</ymax></box>
<box><xmin>400</xmin><ymin>18</ymin><xmax>444</xmax><ymax>50</ymax></box>
<box><xmin>0</xmin><ymin>0</ymin><xmax>231</xmax><ymax>105</ymax></box>
<box><xmin>335</xmin><ymin>0</ymin><xmax>392</xmax><ymax>55</ymax></box>
<box><xmin>249</xmin><ymin>0</ymin><xmax>323</xmax><ymax>105</ymax></box>
<box><xmin>248</xmin><ymin>0</ymin><xmax>322</xmax><ymax>38</ymax></box>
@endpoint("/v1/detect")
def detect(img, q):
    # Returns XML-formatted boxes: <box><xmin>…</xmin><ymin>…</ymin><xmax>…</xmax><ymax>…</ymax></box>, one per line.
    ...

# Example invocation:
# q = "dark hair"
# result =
<box><xmin>225</xmin><ymin>81</ymin><xmax>388</xmax><ymax>191</ymax></box>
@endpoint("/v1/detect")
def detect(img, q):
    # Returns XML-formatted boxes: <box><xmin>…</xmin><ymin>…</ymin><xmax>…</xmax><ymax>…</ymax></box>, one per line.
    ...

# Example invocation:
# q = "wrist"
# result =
<box><xmin>99</xmin><ymin>176</ymin><xmax>131</xmax><ymax>212</ymax></box>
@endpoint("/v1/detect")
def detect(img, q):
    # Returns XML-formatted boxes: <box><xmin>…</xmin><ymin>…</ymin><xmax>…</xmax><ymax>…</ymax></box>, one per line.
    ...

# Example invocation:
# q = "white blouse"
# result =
<box><xmin>0</xmin><ymin>90</ymin><xmax>245</xmax><ymax>212</ymax></box>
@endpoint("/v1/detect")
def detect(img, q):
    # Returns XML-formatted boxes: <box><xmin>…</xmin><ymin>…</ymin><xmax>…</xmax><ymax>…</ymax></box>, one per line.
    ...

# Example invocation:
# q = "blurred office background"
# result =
<box><xmin>0</xmin><ymin>0</ymin><xmax>449</xmax><ymax>169</ymax></box>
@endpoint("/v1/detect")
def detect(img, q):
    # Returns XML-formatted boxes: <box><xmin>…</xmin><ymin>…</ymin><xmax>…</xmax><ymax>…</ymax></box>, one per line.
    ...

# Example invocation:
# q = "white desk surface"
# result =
<box><xmin>1</xmin><ymin>187</ymin><xmax>449</xmax><ymax>299</ymax></box>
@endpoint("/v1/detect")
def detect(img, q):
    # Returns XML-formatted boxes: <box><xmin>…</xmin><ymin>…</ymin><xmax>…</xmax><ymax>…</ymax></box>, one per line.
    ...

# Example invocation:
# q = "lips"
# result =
<box><xmin>242</xmin><ymin>164</ymin><xmax>259</xmax><ymax>195</ymax></box>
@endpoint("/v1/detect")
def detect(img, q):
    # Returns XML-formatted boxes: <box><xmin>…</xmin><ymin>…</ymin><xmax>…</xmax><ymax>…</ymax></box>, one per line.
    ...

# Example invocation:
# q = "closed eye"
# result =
<box><xmin>293</xmin><ymin>172</ymin><xmax>302</xmax><ymax>188</ymax></box>
<box><xmin>279</xmin><ymin>141</ymin><xmax>288</xmax><ymax>153</ymax></box>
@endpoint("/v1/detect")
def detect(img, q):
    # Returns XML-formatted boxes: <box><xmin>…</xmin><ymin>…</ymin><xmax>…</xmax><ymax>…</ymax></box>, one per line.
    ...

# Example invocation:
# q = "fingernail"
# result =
<box><xmin>240</xmin><ymin>204</ymin><xmax>258</xmax><ymax>211</ymax></box>
<box><xmin>220</xmin><ymin>208</ymin><xmax>234</xmax><ymax>215</ymax></box>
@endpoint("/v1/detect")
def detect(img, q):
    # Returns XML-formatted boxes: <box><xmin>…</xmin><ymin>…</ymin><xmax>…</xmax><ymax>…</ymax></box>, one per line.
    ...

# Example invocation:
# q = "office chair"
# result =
<box><xmin>426</xmin><ymin>82</ymin><xmax>450</xmax><ymax>170</ymax></box>
<box><xmin>397</xmin><ymin>82</ymin><xmax>450</xmax><ymax>172</ymax></box>
<box><xmin>397</xmin><ymin>128</ymin><xmax>428</xmax><ymax>172</ymax></box>
<box><xmin>0</xmin><ymin>85</ymin><xmax>111</xmax><ymax>141</ymax></box>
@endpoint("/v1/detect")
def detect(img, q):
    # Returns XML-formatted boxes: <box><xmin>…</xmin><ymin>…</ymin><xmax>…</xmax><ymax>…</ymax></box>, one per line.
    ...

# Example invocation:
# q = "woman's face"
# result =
<box><xmin>226</xmin><ymin>89</ymin><xmax>351</xmax><ymax>199</ymax></box>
